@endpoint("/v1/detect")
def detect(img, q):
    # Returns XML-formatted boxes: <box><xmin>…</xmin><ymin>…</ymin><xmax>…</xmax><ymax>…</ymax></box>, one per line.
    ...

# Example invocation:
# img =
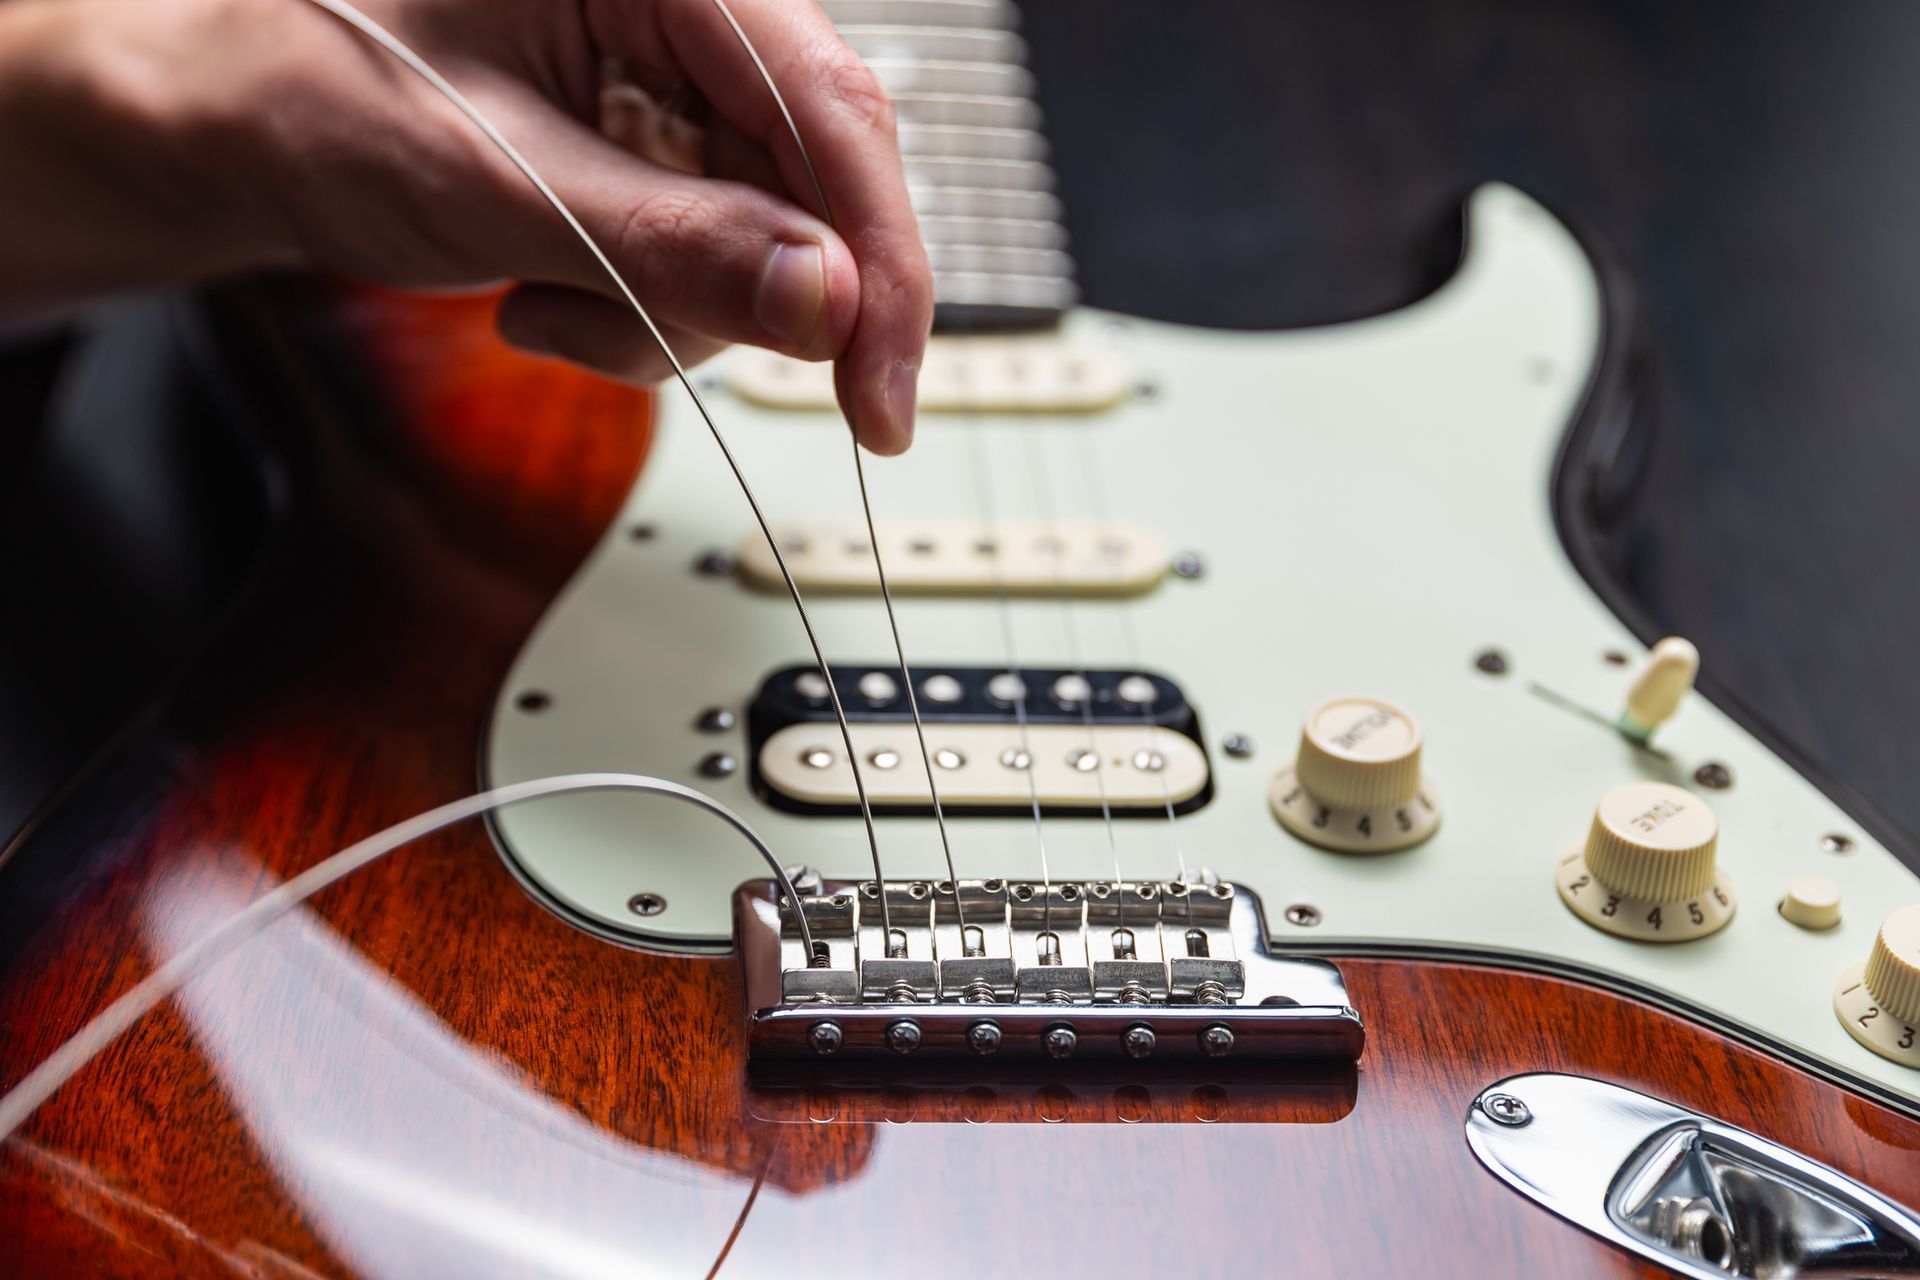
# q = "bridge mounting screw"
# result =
<box><xmin>1121</xmin><ymin>1025</ymin><xmax>1157</xmax><ymax>1059</ymax></box>
<box><xmin>886</xmin><ymin>1021</ymin><xmax>924</xmax><ymax>1055</ymax></box>
<box><xmin>967</xmin><ymin>1022</ymin><xmax>1003</xmax><ymax>1056</ymax></box>
<box><xmin>807</xmin><ymin>1022</ymin><xmax>843</xmax><ymax>1056</ymax></box>
<box><xmin>1172</xmin><ymin>551</ymin><xmax>1205</xmax><ymax>580</ymax></box>
<box><xmin>693</xmin><ymin>549</ymin><xmax>735</xmax><ymax>577</ymax></box>
<box><xmin>1199</xmin><ymin>1025</ymin><xmax>1235</xmax><ymax>1058</ymax></box>
<box><xmin>1482</xmin><ymin>1092</ymin><xmax>1532</xmax><ymax>1127</ymax></box>
<box><xmin>1042</xmin><ymin>1026</ymin><xmax>1078</xmax><ymax>1059</ymax></box>
<box><xmin>1222</xmin><ymin>734</ymin><xmax>1255</xmax><ymax>759</ymax></box>
<box><xmin>695</xmin><ymin>706</ymin><xmax>736</xmax><ymax>733</ymax></box>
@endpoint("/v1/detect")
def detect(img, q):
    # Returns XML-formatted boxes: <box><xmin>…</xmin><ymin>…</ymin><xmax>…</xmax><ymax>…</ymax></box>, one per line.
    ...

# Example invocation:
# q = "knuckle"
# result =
<box><xmin>816</xmin><ymin>52</ymin><xmax>897</xmax><ymax>138</ymax></box>
<box><xmin>617</xmin><ymin>188</ymin><xmax>720</xmax><ymax>268</ymax></box>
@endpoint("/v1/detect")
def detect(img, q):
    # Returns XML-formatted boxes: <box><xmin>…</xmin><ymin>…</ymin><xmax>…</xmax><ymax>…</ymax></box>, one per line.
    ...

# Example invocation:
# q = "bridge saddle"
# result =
<box><xmin>735</xmin><ymin>877</ymin><xmax>1364</xmax><ymax>1064</ymax></box>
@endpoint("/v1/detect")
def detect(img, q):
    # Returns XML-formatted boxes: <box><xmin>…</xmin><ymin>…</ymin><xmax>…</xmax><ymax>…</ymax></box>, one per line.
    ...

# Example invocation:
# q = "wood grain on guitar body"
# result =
<box><xmin>4</xmin><ymin>2</ymin><xmax>1920</xmax><ymax>1277</ymax></box>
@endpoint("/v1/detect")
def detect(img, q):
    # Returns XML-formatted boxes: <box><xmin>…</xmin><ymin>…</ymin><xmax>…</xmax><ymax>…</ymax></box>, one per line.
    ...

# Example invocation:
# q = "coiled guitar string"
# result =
<box><xmin>0</xmin><ymin>773</ymin><xmax>808</xmax><ymax>1145</ymax></box>
<box><xmin>297</xmin><ymin>0</ymin><xmax>903</xmax><ymax>937</ymax></box>
<box><xmin>708</xmin><ymin>0</ymin><xmax>964</xmax><ymax>939</ymax></box>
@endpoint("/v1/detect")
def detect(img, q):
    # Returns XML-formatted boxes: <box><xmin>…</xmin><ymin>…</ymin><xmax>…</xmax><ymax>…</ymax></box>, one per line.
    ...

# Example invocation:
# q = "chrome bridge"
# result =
<box><xmin>733</xmin><ymin>878</ymin><xmax>1364</xmax><ymax>1063</ymax></box>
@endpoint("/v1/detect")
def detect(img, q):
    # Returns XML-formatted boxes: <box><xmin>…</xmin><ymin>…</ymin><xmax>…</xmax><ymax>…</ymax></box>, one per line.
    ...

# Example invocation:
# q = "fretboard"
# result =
<box><xmin>821</xmin><ymin>0</ymin><xmax>1077</xmax><ymax>330</ymax></box>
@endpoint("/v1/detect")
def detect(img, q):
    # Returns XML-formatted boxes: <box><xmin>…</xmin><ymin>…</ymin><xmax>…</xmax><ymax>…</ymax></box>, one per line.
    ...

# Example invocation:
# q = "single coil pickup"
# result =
<box><xmin>736</xmin><ymin>520</ymin><xmax>1166</xmax><ymax>597</ymax></box>
<box><xmin>725</xmin><ymin>337</ymin><xmax>1128</xmax><ymax>414</ymax></box>
<box><xmin>747</xmin><ymin>665</ymin><xmax>1208</xmax><ymax>817</ymax></box>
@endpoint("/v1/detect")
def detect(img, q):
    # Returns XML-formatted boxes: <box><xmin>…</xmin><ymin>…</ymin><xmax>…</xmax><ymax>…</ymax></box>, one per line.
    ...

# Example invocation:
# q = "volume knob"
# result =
<box><xmin>1834</xmin><ymin>905</ymin><xmax>1920</xmax><ymax>1067</ymax></box>
<box><xmin>1556</xmin><ymin>781</ymin><xmax>1735</xmax><ymax>941</ymax></box>
<box><xmin>1270</xmin><ymin>697</ymin><xmax>1440</xmax><ymax>853</ymax></box>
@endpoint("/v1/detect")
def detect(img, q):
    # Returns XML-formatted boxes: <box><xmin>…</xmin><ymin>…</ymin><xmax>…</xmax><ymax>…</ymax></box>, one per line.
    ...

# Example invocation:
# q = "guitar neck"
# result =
<box><xmin>824</xmin><ymin>0</ymin><xmax>1077</xmax><ymax>330</ymax></box>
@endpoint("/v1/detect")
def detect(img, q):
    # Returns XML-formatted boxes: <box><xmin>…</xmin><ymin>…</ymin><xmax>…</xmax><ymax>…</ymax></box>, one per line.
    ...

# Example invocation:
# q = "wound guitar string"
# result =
<box><xmin>297</xmin><ymin>0</ymin><xmax>907</xmax><ymax>936</ymax></box>
<box><xmin>707</xmin><ymin>0</ymin><xmax>966</xmax><ymax>943</ymax></box>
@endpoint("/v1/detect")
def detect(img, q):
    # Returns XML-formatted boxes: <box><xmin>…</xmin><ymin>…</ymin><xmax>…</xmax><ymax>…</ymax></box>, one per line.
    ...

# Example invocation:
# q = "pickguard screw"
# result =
<box><xmin>1121</xmin><ymin>1025</ymin><xmax>1157</xmax><ymax>1059</ymax></box>
<box><xmin>697</xmin><ymin>752</ymin><xmax>737</xmax><ymax>779</ymax></box>
<box><xmin>1482</xmin><ymin>1092</ymin><xmax>1532</xmax><ymax>1127</ymax></box>
<box><xmin>1285</xmin><ymin>904</ymin><xmax>1322</xmax><ymax>927</ymax></box>
<box><xmin>1474</xmin><ymin>649</ymin><xmax>1510</xmax><ymax>675</ymax></box>
<box><xmin>808</xmin><ymin>1022</ymin><xmax>843</xmax><ymax>1056</ymax></box>
<box><xmin>967</xmin><ymin>1022</ymin><xmax>1003</xmax><ymax>1056</ymax></box>
<box><xmin>1199</xmin><ymin>1025</ymin><xmax>1235</xmax><ymax>1058</ymax></box>
<box><xmin>627</xmin><ymin>892</ymin><xmax>667</xmax><ymax>917</ymax></box>
<box><xmin>1222</xmin><ymin>734</ymin><xmax>1255</xmax><ymax>759</ymax></box>
<box><xmin>515</xmin><ymin>690</ymin><xmax>551</xmax><ymax>713</ymax></box>
<box><xmin>1694</xmin><ymin>761</ymin><xmax>1734</xmax><ymax>790</ymax></box>
<box><xmin>1822</xmin><ymin>833</ymin><xmax>1855</xmax><ymax>854</ymax></box>
<box><xmin>886</xmin><ymin>1021</ymin><xmax>923</xmax><ymax>1055</ymax></box>
<box><xmin>693</xmin><ymin>549</ymin><xmax>735</xmax><ymax>577</ymax></box>
<box><xmin>695</xmin><ymin>706</ymin><xmax>736</xmax><ymax>733</ymax></box>
<box><xmin>627</xmin><ymin>523</ymin><xmax>656</xmax><ymax>542</ymax></box>
<box><xmin>1042</xmin><ymin>1026</ymin><xmax>1078</xmax><ymax>1059</ymax></box>
<box><xmin>1132</xmin><ymin>378</ymin><xmax>1160</xmax><ymax>402</ymax></box>
<box><xmin>1603</xmin><ymin>650</ymin><xmax>1630</xmax><ymax>666</ymax></box>
<box><xmin>1172</xmin><ymin>552</ymin><xmax>1205</xmax><ymax>580</ymax></box>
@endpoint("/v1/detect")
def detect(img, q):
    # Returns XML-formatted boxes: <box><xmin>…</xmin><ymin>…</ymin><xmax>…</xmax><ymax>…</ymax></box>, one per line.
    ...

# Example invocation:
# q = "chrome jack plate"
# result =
<box><xmin>732</xmin><ymin>878</ymin><xmax>1363</xmax><ymax>1064</ymax></box>
<box><xmin>1467</xmin><ymin>1073</ymin><xmax>1920</xmax><ymax>1278</ymax></box>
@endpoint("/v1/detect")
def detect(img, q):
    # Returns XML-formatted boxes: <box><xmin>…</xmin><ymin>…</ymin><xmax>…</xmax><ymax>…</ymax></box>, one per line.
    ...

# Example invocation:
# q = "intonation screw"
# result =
<box><xmin>1482</xmin><ymin>1092</ymin><xmax>1532</xmax><ymax>1127</ymax></box>
<box><xmin>967</xmin><ymin>1022</ymin><xmax>1003</xmax><ymax>1056</ymax></box>
<box><xmin>1285</xmin><ymin>904</ymin><xmax>1322</xmax><ymax>927</ymax></box>
<box><xmin>1693</xmin><ymin>761</ymin><xmax>1733</xmax><ymax>790</ymax></box>
<box><xmin>1172</xmin><ymin>552</ymin><xmax>1205</xmax><ymax>580</ymax></box>
<box><xmin>807</xmin><ymin>1022</ymin><xmax>843</xmax><ymax>1056</ymax></box>
<box><xmin>1199</xmin><ymin>1025</ymin><xmax>1235</xmax><ymax>1058</ymax></box>
<box><xmin>1222</xmin><ymin>734</ymin><xmax>1255</xmax><ymax>759</ymax></box>
<box><xmin>886</xmin><ymin>1021</ymin><xmax>923</xmax><ymax>1055</ymax></box>
<box><xmin>1042</xmin><ymin>1026</ymin><xmax>1078</xmax><ymax>1059</ymax></box>
<box><xmin>1121</xmin><ymin>1025</ymin><xmax>1157</xmax><ymax>1059</ymax></box>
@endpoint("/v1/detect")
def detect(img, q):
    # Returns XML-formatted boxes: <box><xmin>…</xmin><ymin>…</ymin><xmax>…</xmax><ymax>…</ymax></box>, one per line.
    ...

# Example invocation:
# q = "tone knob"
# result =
<box><xmin>1269</xmin><ymin>697</ymin><xmax>1439</xmax><ymax>853</ymax></box>
<box><xmin>1834</xmin><ymin>905</ymin><xmax>1920</xmax><ymax>1067</ymax></box>
<box><xmin>1556</xmin><ymin>781</ymin><xmax>1735</xmax><ymax>941</ymax></box>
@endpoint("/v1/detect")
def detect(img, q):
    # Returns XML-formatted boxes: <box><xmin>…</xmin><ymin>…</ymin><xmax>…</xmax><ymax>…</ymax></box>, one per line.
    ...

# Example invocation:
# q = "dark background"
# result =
<box><xmin>1021</xmin><ymin>0</ymin><xmax>1920</xmax><ymax>842</ymax></box>
<box><xmin>4</xmin><ymin>1</ymin><xmax>1918</xmax><ymax>849</ymax></box>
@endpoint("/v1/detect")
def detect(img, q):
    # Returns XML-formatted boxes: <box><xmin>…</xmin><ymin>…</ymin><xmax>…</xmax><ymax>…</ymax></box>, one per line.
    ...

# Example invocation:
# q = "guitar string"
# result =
<box><xmin>1020</xmin><ymin>429</ymin><xmax>1125</xmax><ymax>906</ymax></box>
<box><xmin>961</xmin><ymin>407</ymin><xmax>1055</xmax><ymax>937</ymax></box>
<box><xmin>1072</xmin><ymin>425</ymin><xmax>1194</xmax><ymax>889</ymax></box>
<box><xmin>298</xmin><ymin>0</ymin><xmax>900</xmax><ymax>938</ymax></box>
<box><xmin>707</xmin><ymin>0</ymin><xmax>964</xmax><ymax>941</ymax></box>
<box><xmin>0</xmin><ymin>773</ymin><xmax>808</xmax><ymax>1145</ymax></box>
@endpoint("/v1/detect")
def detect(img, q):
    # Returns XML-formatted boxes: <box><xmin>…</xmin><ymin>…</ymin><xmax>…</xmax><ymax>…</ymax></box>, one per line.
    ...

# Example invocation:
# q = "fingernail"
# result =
<box><xmin>885</xmin><ymin>359</ymin><xmax>919</xmax><ymax>447</ymax></box>
<box><xmin>755</xmin><ymin>240</ymin><xmax>827</xmax><ymax>353</ymax></box>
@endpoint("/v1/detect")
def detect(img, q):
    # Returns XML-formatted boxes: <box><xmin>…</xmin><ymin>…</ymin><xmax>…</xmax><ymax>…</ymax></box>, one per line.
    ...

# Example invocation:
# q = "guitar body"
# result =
<box><xmin>4</xmin><ymin>188</ymin><xmax>1920</xmax><ymax>1277</ymax></box>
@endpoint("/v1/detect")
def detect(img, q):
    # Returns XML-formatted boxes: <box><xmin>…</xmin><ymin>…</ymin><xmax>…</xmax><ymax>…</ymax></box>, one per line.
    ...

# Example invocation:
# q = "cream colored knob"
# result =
<box><xmin>1779</xmin><ymin>875</ymin><xmax>1842</xmax><ymax>931</ymax></box>
<box><xmin>1556</xmin><ymin>781</ymin><xmax>1734</xmax><ymax>941</ymax></box>
<box><xmin>1270</xmin><ymin>698</ymin><xmax>1439</xmax><ymax>853</ymax></box>
<box><xmin>1834</xmin><ymin>906</ymin><xmax>1920</xmax><ymax>1067</ymax></box>
<box><xmin>1619</xmin><ymin>637</ymin><xmax>1697</xmax><ymax>740</ymax></box>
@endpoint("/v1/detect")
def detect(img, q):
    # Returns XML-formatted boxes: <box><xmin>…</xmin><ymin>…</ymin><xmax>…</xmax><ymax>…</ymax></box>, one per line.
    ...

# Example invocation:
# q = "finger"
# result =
<box><xmin>497</xmin><ymin>281</ymin><xmax>728</xmax><ymax>383</ymax></box>
<box><xmin>590</xmin><ymin>0</ymin><xmax>934</xmax><ymax>453</ymax></box>
<box><xmin>489</xmin><ymin>95</ymin><xmax>862</xmax><ymax>363</ymax></box>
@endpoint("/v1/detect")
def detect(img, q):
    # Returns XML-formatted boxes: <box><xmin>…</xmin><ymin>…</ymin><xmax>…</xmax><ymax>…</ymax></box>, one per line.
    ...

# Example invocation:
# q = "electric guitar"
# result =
<box><xmin>4</xmin><ymin>1</ymin><xmax>1920</xmax><ymax>1276</ymax></box>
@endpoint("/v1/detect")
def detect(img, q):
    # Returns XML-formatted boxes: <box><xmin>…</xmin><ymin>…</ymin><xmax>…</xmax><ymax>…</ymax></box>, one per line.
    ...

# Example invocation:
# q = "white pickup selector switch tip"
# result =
<box><xmin>1270</xmin><ymin>697</ymin><xmax>1440</xmax><ymax>853</ymax></box>
<box><xmin>1620</xmin><ymin>636</ymin><xmax>1698</xmax><ymax>739</ymax></box>
<box><xmin>1835</xmin><ymin>905</ymin><xmax>1920</xmax><ymax>1068</ymax></box>
<box><xmin>1556</xmin><ymin>781</ymin><xmax>1735</xmax><ymax>942</ymax></box>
